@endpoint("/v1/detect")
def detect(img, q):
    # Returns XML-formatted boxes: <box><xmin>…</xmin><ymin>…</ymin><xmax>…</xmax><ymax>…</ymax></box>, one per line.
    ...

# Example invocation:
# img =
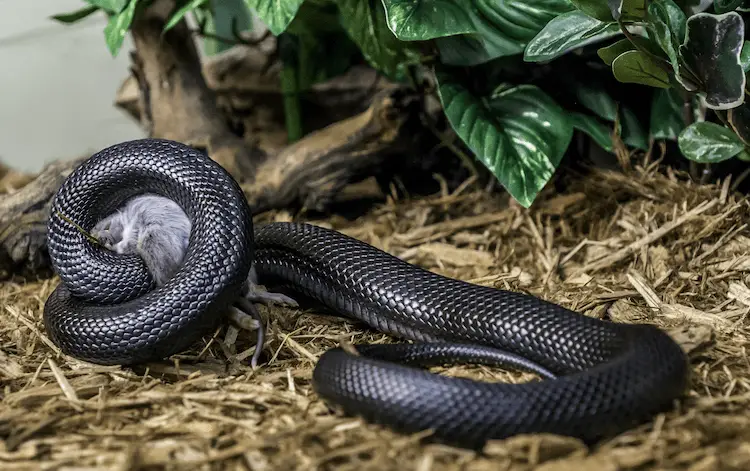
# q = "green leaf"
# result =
<box><xmin>524</xmin><ymin>10</ymin><xmax>620</xmax><ymax>62</ymax></box>
<box><xmin>244</xmin><ymin>0</ymin><xmax>305</xmax><ymax>35</ymax></box>
<box><xmin>426</xmin><ymin>0</ymin><xmax>575</xmax><ymax>66</ymax></box>
<box><xmin>715</xmin><ymin>0</ymin><xmax>744</xmax><ymax>13</ymax></box>
<box><xmin>336</xmin><ymin>0</ymin><xmax>420</xmax><ymax>80</ymax></box>
<box><xmin>569</xmin><ymin>112</ymin><xmax>614</xmax><ymax>152</ymax></box>
<box><xmin>740</xmin><ymin>41</ymin><xmax>750</xmax><ymax>72</ymax></box>
<box><xmin>86</xmin><ymin>0</ymin><xmax>128</xmax><ymax>13</ymax></box>
<box><xmin>678</xmin><ymin>121</ymin><xmax>745</xmax><ymax>162</ymax></box>
<box><xmin>380</xmin><ymin>0</ymin><xmax>476</xmax><ymax>40</ymax></box>
<box><xmin>646</xmin><ymin>0</ymin><xmax>690</xmax><ymax>88</ymax></box>
<box><xmin>436</xmin><ymin>71</ymin><xmax>573</xmax><ymax>207</ymax></box>
<box><xmin>569</xmin><ymin>0</ymin><xmax>614</xmax><ymax>21</ymax></box>
<box><xmin>436</xmin><ymin>35</ymin><xmax>506</xmax><ymax>66</ymax></box>
<box><xmin>650</xmin><ymin>87</ymin><xmax>687</xmax><ymax>140</ymax></box>
<box><xmin>611</xmin><ymin>50</ymin><xmax>670</xmax><ymax>88</ymax></box>
<box><xmin>679</xmin><ymin>12</ymin><xmax>746</xmax><ymax>110</ymax></box>
<box><xmin>609</xmin><ymin>0</ymin><xmax>647</xmax><ymax>21</ymax></box>
<box><xmin>104</xmin><ymin>0</ymin><xmax>139</xmax><ymax>56</ymax></box>
<box><xmin>621</xmin><ymin>0</ymin><xmax>647</xmax><ymax>19</ymax></box>
<box><xmin>574</xmin><ymin>82</ymin><xmax>618</xmax><ymax>121</ymax></box>
<box><xmin>621</xmin><ymin>106</ymin><xmax>648</xmax><ymax>150</ymax></box>
<box><xmin>598</xmin><ymin>38</ymin><xmax>634</xmax><ymax>65</ymax></box>
<box><xmin>598</xmin><ymin>36</ymin><xmax>666</xmax><ymax>66</ymax></box>
<box><xmin>51</xmin><ymin>5</ymin><xmax>101</xmax><ymax>23</ymax></box>
<box><xmin>165</xmin><ymin>0</ymin><xmax>210</xmax><ymax>32</ymax></box>
<box><xmin>567</xmin><ymin>78</ymin><xmax>646</xmax><ymax>148</ymax></box>
<box><xmin>382</xmin><ymin>0</ymin><xmax>573</xmax><ymax>41</ymax></box>
<box><xmin>736</xmin><ymin>150</ymin><xmax>750</xmax><ymax>161</ymax></box>
<box><xmin>203</xmin><ymin>0</ymin><xmax>253</xmax><ymax>55</ymax></box>
<box><xmin>727</xmin><ymin>102</ymin><xmax>750</xmax><ymax>145</ymax></box>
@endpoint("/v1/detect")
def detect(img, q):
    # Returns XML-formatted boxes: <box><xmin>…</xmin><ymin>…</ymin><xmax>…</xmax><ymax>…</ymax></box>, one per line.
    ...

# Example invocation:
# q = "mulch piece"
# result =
<box><xmin>2</xmin><ymin>161</ymin><xmax>749</xmax><ymax>470</ymax></box>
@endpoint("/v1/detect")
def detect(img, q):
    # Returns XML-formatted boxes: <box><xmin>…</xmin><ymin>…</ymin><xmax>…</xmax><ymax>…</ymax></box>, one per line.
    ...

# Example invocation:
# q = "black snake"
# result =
<box><xmin>43</xmin><ymin>139</ymin><xmax>690</xmax><ymax>449</ymax></box>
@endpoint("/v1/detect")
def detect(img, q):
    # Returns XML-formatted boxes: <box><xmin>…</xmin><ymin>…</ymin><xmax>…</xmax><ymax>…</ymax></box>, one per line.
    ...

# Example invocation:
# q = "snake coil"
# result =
<box><xmin>44</xmin><ymin>139</ymin><xmax>690</xmax><ymax>449</ymax></box>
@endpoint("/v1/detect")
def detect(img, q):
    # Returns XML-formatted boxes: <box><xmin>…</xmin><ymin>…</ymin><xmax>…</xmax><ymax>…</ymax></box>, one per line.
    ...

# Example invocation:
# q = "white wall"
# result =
<box><xmin>0</xmin><ymin>0</ymin><xmax>145</xmax><ymax>173</ymax></box>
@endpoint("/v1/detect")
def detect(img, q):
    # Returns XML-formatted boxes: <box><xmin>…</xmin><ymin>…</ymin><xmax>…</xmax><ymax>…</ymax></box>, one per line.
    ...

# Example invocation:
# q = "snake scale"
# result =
<box><xmin>43</xmin><ymin>139</ymin><xmax>690</xmax><ymax>449</ymax></box>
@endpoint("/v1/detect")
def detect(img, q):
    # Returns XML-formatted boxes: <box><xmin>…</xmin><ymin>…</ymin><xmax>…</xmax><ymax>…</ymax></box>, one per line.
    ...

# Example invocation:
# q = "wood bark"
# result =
<box><xmin>127</xmin><ymin>1</ymin><xmax>263</xmax><ymax>179</ymax></box>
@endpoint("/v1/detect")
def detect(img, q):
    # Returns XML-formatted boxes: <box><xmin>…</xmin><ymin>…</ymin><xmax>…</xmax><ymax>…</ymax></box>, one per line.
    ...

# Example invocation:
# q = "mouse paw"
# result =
<box><xmin>243</xmin><ymin>266</ymin><xmax>298</xmax><ymax>306</ymax></box>
<box><xmin>244</xmin><ymin>283</ymin><xmax>299</xmax><ymax>307</ymax></box>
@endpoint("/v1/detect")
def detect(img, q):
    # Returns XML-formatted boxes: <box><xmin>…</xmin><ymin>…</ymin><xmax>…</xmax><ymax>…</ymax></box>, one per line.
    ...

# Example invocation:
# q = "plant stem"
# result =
<box><xmin>731</xmin><ymin>166</ymin><xmax>750</xmax><ymax>191</ymax></box>
<box><xmin>678</xmin><ymin>88</ymin><xmax>703</xmax><ymax>181</ymax></box>
<box><xmin>279</xmin><ymin>33</ymin><xmax>303</xmax><ymax>143</ymax></box>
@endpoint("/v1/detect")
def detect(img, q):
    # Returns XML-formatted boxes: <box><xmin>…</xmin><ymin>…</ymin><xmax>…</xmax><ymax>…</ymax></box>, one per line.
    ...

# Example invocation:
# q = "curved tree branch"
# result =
<box><xmin>0</xmin><ymin>0</ymin><xmax>426</xmax><ymax>277</ymax></box>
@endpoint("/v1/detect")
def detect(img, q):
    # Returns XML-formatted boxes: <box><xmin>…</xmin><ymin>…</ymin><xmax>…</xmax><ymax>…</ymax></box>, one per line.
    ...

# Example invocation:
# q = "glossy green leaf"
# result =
<box><xmin>598</xmin><ymin>39</ymin><xmax>633</xmax><ymax>66</ymax></box>
<box><xmin>679</xmin><ymin>12</ymin><xmax>746</xmax><ymax>110</ymax></box>
<box><xmin>715</xmin><ymin>0</ymin><xmax>744</xmax><ymax>13</ymax></box>
<box><xmin>104</xmin><ymin>0</ymin><xmax>139</xmax><ymax>56</ymax></box>
<box><xmin>569</xmin><ymin>112</ymin><xmax>614</xmax><ymax>152</ymax></box>
<box><xmin>426</xmin><ymin>0</ymin><xmax>575</xmax><ymax>66</ymax></box>
<box><xmin>165</xmin><ymin>0</ymin><xmax>210</xmax><ymax>32</ymax></box>
<box><xmin>86</xmin><ymin>0</ymin><xmax>128</xmax><ymax>13</ymax></box>
<box><xmin>740</xmin><ymin>41</ymin><xmax>750</xmax><ymax>72</ymax></box>
<box><xmin>622</xmin><ymin>0</ymin><xmax>647</xmax><ymax>19</ymax></box>
<box><xmin>650</xmin><ymin>87</ymin><xmax>686</xmax><ymax>140</ymax></box>
<box><xmin>524</xmin><ymin>10</ymin><xmax>620</xmax><ymax>62</ymax></box>
<box><xmin>569</xmin><ymin>0</ymin><xmax>613</xmax><ymax>21</ymax></box>
<box><xmin>728</xmin><ymin>102</ymin><xmax>750</xmax><ymax>145</ymax></box>
<box><xmin>598</xmin><ymin>37</ymin><xmax>638</xmax><ymax>65</ymax></box>
<box><xmin>436</xmin><ymin>72</ymin><xmax>573</xmax><ymax>207</ymax></box>
<box><xmin>380</xmin><ymin>0</ymin><xmax>475</xmax><ymax>40</ymax></box>
<box><xmin>621</xmin><ymin>107</ymin><xmax>648</xmax><ymax>150</ymax></box>
<box><xmin>678</xmin><ymin>121</ymin><xmax>745</xmax><ymax>162</ymax></box>
<box><xmin>52</xmin><ymin>5</ymin><xmax>101</xmax><ymax>23</ymax></box>
<box><xmin>736</xmin><ymin>150</ymin><xmax>750</xmax><ymax>161</ymax></box>
<box><xmin>646</xmin><ymin>0</ymin><xmax>690</xmax><ymax>88</ymax></box>
<box><xmin>337</xmin><ymin>0</ymin><xmax>420</xmax><ymax>80</ymax></box>
<box><xmin>574</xmin><ymin>82</ymin><xmax>618</xmax><ymax>121</ymax></box>
<box><xmin>436</xmin><ymin>34</ymin><xmax>517</xmax><ymax>66</ymax></box>
<box><xmin>383</xmin><ymin>0</ymin><xmax>573</xmax><ymax>40</ymax></box>
<box><xmin>598</xmin><ymin>36</ymin><xmax>666</xmax><ymax>66</ymax></box>
<box><xmin>567</xmin><ymin>77</ymin><xmax>645</xmax><ymax>149</ymax></box>
<box><xmin>611</xmin><ymin>50</ymin><xmax>670</xmax><ymax>88</ymax></box>
<box><xmin>609</xmin><ymin>0</ymin><xmax>646</xmax><ymax>20</ymax></box>
<box><xmin>244</xmin><ymin>0</ymin><xmax>305</xmax><ymax>35</ymax></box>
<box><xmin>204</xmin><ymin>0</ymin><xmax>253</xmax><ymax>55</ymax></box>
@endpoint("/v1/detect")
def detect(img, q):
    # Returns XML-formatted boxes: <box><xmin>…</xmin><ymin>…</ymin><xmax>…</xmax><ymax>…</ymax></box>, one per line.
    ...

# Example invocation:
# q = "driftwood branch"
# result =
<box><xmin>0</xmin><ymin>86</ymin><xmax>418</xmax><ymax>277</ymax></box>
<box><xmin>244</xmin><ymin>88</ymin><xmax>418</xmax><ymax>212</ymax></box>
<box><xmin>0</xmin><ymin>0</ymin><xmax>428</xmax><ymax>277</ymax></box>
<box><xmin>0</xmin><ymin>159</ymin><xmax>83</xmax><ymax>278</ymax></box>
<box><xmin>116</xmin><ymin>47</ymin><xmax>395</xmax><ymax>150</ymax></box>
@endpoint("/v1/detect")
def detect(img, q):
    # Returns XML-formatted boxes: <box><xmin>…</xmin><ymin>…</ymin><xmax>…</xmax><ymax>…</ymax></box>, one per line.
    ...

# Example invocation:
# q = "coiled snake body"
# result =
<box><xmin>44</xmin><ymin>139</ymin><xmax>690</xmax><ymax>448</ymax></box>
